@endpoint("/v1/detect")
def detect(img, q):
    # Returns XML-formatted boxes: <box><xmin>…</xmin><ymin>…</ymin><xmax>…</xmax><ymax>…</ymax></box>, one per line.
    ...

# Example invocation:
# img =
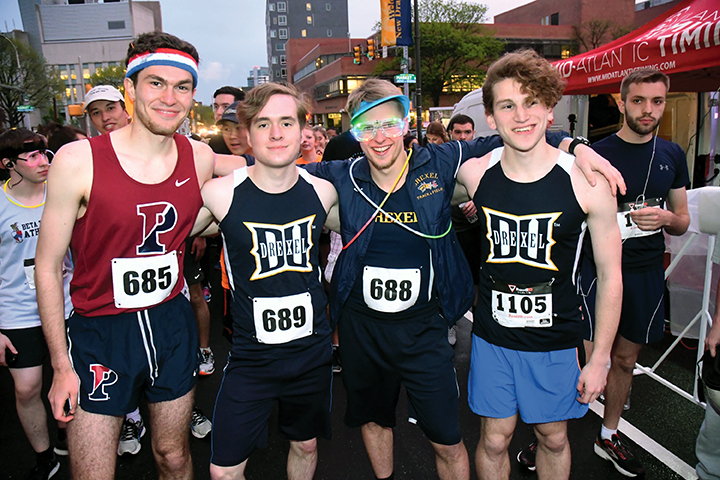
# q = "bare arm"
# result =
<box><xmin>629</xmin><ymin>186</ymin><xmax>689</xmax><ymax>236</ymax></box>
<box><xmin>708</xmin><ymin>281</ymin><xmax>720</xmax><ymax>356</ymax></box>
<box><xmin>560</xmin><ymin>140</ymin><xmax>627</xmax><ymax>197</ymax></box>
<box><xmin>308</xmin><ymin>175</ymin><xmax>340</xmax><ymax>233</ymax></box>
<box><xmin>35</xmin><ymin>141</ymin><xmax>92</xmax><ymax>421</ymax></box>
<box><xmin>573</xmin><ymin>170</ymin><xmax>623</xmax><ymax>404</ymax></box>
<box><xmin>213</xmin><ymin>153</ymin><xmax>248</xmax><ymax>177</ymax></box>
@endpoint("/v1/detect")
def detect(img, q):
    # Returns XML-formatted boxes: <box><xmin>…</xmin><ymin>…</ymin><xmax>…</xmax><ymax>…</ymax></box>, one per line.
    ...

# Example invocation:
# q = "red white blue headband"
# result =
<box><xmin>126</xmin><ymin>48</ymin><xmax>199</xmax><ymax>87</ymax></box>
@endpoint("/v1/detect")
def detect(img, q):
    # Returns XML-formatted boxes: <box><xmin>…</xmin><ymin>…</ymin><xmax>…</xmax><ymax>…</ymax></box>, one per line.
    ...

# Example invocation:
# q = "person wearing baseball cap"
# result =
<box><xmin>216</xmin><ymin>101</ymin><xmax>252</xmax><ymax>156</ymax></box>
<box><xmin>84</xmin><ymin>85</ymin><xmax>130</xmax><ymax>135</ymax></box>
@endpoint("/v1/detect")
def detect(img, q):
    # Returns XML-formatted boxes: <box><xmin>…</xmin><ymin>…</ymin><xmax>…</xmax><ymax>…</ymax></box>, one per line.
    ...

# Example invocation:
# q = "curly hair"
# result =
<box><xmin>482</xmin><ymin>49</ymin><xmax>566</xmax><ymax>113</ymax></box>
<box><xmin>125</xmin><ymin>32</ymin><xmax>199</xmax><ymax>86</ymax></box>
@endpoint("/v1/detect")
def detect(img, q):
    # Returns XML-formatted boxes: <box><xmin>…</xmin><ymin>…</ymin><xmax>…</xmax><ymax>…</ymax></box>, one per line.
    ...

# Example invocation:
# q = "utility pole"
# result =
<box><xmin>413</xmin><ymin>0</ymin><xmax>422</xmax><ymax>139</ymax></box>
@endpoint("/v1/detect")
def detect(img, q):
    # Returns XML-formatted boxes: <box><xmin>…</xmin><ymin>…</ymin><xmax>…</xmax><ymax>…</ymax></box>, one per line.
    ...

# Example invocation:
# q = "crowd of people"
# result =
<box><xmin>0</xmin><ymin>30</ymin><xmax>718</xmax><ymax>480</ymax></box>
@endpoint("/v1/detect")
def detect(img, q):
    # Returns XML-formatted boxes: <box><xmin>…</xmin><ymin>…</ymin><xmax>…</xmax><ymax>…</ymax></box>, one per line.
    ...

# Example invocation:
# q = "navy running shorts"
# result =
<box><xmin>338</xmin><ymin>309</ymin><xmax>462</xmax><ymax>446</ymax></box>
<box><xmin>1</xmin><ymin>326</ymin><xmax>47</xmax><ymax>369</ymax></box>
<box><xmin>68</xmin><ymin>294</ymin><xmax>199</xmax><ymax>416</ymax></box>
<box><xmin>581</xmin><ymin>257</ymin><xmax>665</xmax><ymax>344</ymax></box>
<box><xmin>468</xmin><ymin>335</ymin><xmax>588</xmax><ymax>424</ymax></box>
<box><xmin>210</xmin><ymin>341</ymin><xmax>333</xmax><ymax>467</ymax></box>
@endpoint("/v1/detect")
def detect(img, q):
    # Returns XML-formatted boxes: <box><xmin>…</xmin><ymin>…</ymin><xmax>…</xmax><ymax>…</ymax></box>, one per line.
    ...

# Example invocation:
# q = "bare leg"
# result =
<box><xmin>288</xmin><ymin>438</ymin><xmax>318</xmax><ymax>480</ymax></box>
<box><xmin>148</xmin><ymin>388</ymin><xmax>194</xmax><ymax>480</ymax></box>
<box><xmin>189</xmin><ymin>282</ymin><xmax>210</xmax><ymax>349</ymax></box>
<box><xmin>210</xmin><ymin>460</ymin><xmax>247</xmax><ymax>480</ymax></box>
<box><xmin>534</xmin><ymin>421</ymin><xmax>570</xmax><ymax>480</ymax></box>
<box><xmin>604</xmin><ymin>335</ymin><xmax>642</xmax><ymax>430</ymax></box>
<box><xmin>583</xmin><ymin>339</ymin><xmax>594</xmax><ymax>362</ymax></box>
<box><xmin>10</xmin><ymin>366</ymin><xmax>50</xmax><ymax>453</ymax></box>
<box><xmin>362</xmin><ymin>422</ymin><xmax>394</xmax><ymax>478</ymax></box>
<box><xmin>66</xmin><ymin>405</ymin><xmax>123</xmax><ymax>479</ymax></box>
<box><xmin>475</xmin><ymin>415</ymin><xmax>517</xmax><ymax>480</ymax></box>
<box><xmin>431</xmin><ymin>440</ymin><xmax>470</xmax><ymax>480</ymax></box>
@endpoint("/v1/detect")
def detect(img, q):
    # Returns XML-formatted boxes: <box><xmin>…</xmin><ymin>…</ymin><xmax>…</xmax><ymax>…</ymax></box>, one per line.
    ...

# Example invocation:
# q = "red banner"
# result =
<box><xmin>553</xmin><ymin>0</ymin><xmax>720</xmax><ymax>95</ymax></box>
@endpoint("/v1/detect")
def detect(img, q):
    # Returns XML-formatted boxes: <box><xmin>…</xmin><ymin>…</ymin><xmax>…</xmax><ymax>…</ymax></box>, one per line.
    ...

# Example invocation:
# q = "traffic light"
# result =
<box><xmin>353</xmin><ymin>45</ymin><xmax>362</xmax><ymax>64</ymax></box>
<box><xmin>367</xmin><ymin>38</ymin><xmax>375</xmax><ymax>60</ymax></box>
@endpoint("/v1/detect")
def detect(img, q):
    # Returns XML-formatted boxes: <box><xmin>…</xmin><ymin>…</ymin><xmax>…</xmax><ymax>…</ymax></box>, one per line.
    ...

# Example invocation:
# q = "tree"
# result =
<box><xmin>88</xmin><ymin>65</ymin><xmax>126</xmax><ymax>93</ymax></box>
<box><xmin>411</xmin><ymin>0</ymin><xmax>503</xmax><ymax>107</ymax></box>
<box><xmin>0</xmin><ymin>37</ymin><xmax>64</xmax><ymax>128</ymax></box>
<box><xmin>573</xmin><ymin>19</ymin><xmax>633</xmax><ymax>52</ymax></box>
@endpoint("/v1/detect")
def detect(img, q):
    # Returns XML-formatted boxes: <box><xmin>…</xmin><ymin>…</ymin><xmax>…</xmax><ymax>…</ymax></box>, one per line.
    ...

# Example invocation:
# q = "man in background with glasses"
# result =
<box><xmin>305</xmin><ymin>78</ymin><xmax>622</xmax><ymax>480</ymax></box>
<box><xmin>576</xmin><ymin>69</ymin><xmax>690</xmax><ymax>478</ymax></box>
<box><xmin>0</xmin><ymin>128</ymin><xmax>73</xmax><ymax>479</ymax></box>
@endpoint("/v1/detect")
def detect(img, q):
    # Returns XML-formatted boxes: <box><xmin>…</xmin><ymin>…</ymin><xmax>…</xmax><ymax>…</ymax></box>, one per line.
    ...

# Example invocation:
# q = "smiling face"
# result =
<box><xmin>355</xmin><ymin>100</ymin><xmax>408</xmax><ymax>172</ymax></box>
<box><xmin>486</xmin><ymin>78</ymin><xmax>552</xmax><ymax>154</ymax></box>
<box><xmin>618</xmin><ymin>81</ymin><xmax>667</xmax><ymax>139</ymax></box>
<box><xmin>87</xmin><ymin>100</ymin><xmax>129</xmax><ymax>134</ymax></box>
<box><xmin>125</xmin><ymin>65</ymin><xmax>195</xmax><ymax>136</ymax></box>
<box><xmin>247</xmin><ymin>94</ymin><xmax>302</xmax><ymax>169</ymax></box>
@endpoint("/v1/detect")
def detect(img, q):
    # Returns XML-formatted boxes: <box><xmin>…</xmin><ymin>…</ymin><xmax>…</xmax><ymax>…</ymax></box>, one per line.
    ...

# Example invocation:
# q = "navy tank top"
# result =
<box><xmin>473</xmin><ymin>148</ymin><xmax>587</xmax><ymax>352</ymax></box>
<box><xmin>219</xmin><ymin>167</ymin><xmax>331</xmax><ymax>359</ymax></box>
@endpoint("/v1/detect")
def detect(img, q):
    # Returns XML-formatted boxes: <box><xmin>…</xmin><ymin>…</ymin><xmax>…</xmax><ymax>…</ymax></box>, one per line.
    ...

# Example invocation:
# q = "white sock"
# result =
<box><xmin>601</xmin><ymin>425</ymin><xmax>617</xmax><ymax>441</ymax></box>
<box><xmin>200</xmin><ymin>347</ymin><xmax>211</xmax><ymax>353</ymax></box>
<box><xmin>125</xmin><ymin>408</ymin><xmax>141</xmax><ymax>423</ymax></box>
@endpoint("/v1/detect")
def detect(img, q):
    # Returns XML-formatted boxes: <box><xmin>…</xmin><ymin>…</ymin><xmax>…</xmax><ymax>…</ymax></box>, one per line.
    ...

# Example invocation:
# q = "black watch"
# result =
<box><xmin>568</xmin><ymin>136</ymin><xmax>591</xmax><ymax>155</ymax></box>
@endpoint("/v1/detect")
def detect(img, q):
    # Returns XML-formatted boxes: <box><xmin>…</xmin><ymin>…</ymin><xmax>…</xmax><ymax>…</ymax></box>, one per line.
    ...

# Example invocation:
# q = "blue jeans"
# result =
<box><xmin>697</xmin><ymin>405</ymin><xmax>720</xmax><ymax>479</ymax></box>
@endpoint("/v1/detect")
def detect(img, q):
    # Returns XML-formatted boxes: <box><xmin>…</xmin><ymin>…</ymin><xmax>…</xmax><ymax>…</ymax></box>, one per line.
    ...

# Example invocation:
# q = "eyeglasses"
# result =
<box><xmin>351</xmin><ymin>117</ymin><xmax>406</xmax><ymax>143</ymax></box>
<box><xmin>15</xmin><ymin>150</ymin><xmax>54</xmax><ymax>167</ymax></box>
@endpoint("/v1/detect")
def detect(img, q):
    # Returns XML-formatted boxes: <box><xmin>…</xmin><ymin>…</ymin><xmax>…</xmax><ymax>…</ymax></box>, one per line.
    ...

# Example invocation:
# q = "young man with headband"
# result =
<box><xmin>454</xmin><ymin>49</ymin><xmax>622</xmax><ymax>480</ymax></box>
<box><xmin>0</xmin><ymin>129</ymin><xmax>73</xmax><ymax>480</ymax></box>
<box><xmin>35</xmin><ymin>32</ymin><xmax>229</xmax><ymax>478</ymax></box>
<box><xmin>194</xmin><ymin>83</ymin><xmax>339</xmax><ymax>480</ymax></box>
<box><xmin>304</xmin><ymin>78</ymin><xmax>623</xmax><ymax>480</ymax></box>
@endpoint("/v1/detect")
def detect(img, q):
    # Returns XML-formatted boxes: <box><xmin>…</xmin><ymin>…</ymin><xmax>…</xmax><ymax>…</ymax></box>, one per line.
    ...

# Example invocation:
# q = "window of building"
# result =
<box><xmin>277</xmin><ymin>2</ymin><xmax>286</xmax><ymax>12</ymax></box>
<box><xmin>59</xmin><ymin>66</ymin><xmax>68</xmax><ymax>82</ymax></box>
<box><xmin>276</xmin><ymin>43</ymin><xmax>286</xmax><ymax>51</ymax></box>
<box><xmin>278</xmin><ymin>15</ymin><xmax>287</xmax><ymax>25</ymax></box>
<box><xmin>307</xmin><ymin>15</ymin><xmax>312</xmax><ymax>24</ymax></box>
<box><xmin>280</xmin><ymin>55</ymin><xmax>286</xmax><ymax>65</ymax></box>
<box><xmin>301</xmin><ymin>29</ymin><xmax>307</xmax><ymax>37</ymax></box>
<box><xmin>94</xmin><ymin>62</ymin><xmax>103</xmax><ymax>72</ymax></box>
<box><xmin>272</xmin><ymin>56</ymin><xmax>278</xmax><ymax>64</ymax></box>
<box><xmin>327</xmin><ymin>29</ymin><xmax>332</xmax><ymax>37</ymax></box>
<box><xmin>273</xmin><ymin>17</ymin><xmax>277</xmax><ymax>25</ymax></box>
<box><xmin>276</xmin><ymin>70</ymin><xmax>281</xmax><ymax>77</ymax></box>
<box><xmin>279</xmin><ymin>28</ymin><xmax>287</xmax><ymax>39</ymax></box>
<box><xmin>108</xmin><ymin>20</ymin><xmax>125</xmax><ymax>30</ymax></box>
<box><xmin>550</xmin><ymin>12</ymin><xmax>559</xmax><ymax>25</ymax></box>
<box><xmin>270</xmin><ymin>29</ymin><xmax>277</xmax><ymax>38</ymax></box>
<box><xmin>69</xmin><ymin>65</ymin><xmax>77</xmax><ymax>82</ymax></box>
<box><xmin>326</xmin><ymin>3</ymin><xmax>331</xmax><ymax>10</ymax></box>
<box><xmin>83</xmin><ymin>64</ymin><xmax>90</xmax><ymax>80</ymax></box>
<box><xmin>281</xmin><ymin>68</ymin><xmax>287</xmax><ymax>77</ymax></box>
<box><xmin>269</xmin><ymin>3</ymin><xmax>275</xmax><ymax>11</ymax></box>
<box><xmin>306</xmin><ymin>3</ymin><xmax>312</xmax><ymax>10</ymax></box>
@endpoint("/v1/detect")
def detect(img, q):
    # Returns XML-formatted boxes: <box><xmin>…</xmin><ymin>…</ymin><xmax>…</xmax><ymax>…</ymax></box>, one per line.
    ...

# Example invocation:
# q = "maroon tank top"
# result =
<box><xmin>70</xmin><ymin>133</ymin><xmax>202</xmax><ymax>316</ymax></box>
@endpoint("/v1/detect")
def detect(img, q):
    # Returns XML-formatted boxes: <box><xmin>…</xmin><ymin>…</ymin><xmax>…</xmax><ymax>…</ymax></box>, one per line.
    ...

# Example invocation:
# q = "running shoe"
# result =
<box><xmin>332</xmin><ymin>345</ymin><xmax>342</xmax><ymax>374</ymax></box>
<box><xmin>448</xmin><ymin>325</ymin><xmax>457</xmax><ymax>346</ymax></box>
<box><xmin>203</xmin><ymin>286</ymin><xmax>212</xmax><ymax>302</ymax></box>
<box><xmin>191</xmin><ymin>407</ymin><xmax>212</xmax><ymax>438</ymax></box>
<box><xmin>117</xmin><ymin>417</ymin><xmax>145</xmax><ymax>456</ymax></box>
<box><xmin>517</xmin><ymin>439</ymin><xmax>537</xmax><ymax>471</ymax></box>
<box><xmin>199</xmin><ymin>348</ymin><xmax>215</xmax><ymax>376</ymax></box>
<box><xmin>53</xmin><ymin>430</ymin><xmax>68</xmax><ymax>457</ymax></box>
<box><xmin>594</xmin><ymin>431</ymin><xmax>645</xmax><ymax>477</ymax></box>
<box><xmin>25</xmin><ymin>454</ymin><xmax>59</xmax><ymax>480</ymax></box>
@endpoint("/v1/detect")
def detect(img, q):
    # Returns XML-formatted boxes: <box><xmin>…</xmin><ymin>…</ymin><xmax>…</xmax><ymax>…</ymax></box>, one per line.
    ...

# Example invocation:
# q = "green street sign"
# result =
<box><xmin>394</xmin><ymin>74</ymin><xmax>416</xmax><ymax>84</ymax></box>
<box><xmin>17</xmin><ymin>105</ymin><xmax>34</xmax><ymax>112</ymax></box>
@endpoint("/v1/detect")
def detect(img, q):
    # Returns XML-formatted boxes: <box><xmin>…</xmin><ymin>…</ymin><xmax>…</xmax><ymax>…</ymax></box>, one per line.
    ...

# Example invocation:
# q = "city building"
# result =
<box><xmin>247</xmin><ymin>66</ymin><xmax>271</xmax><ymax>88</ymax></box>
<box><xmin>17</xmin><ymin>0</ymin><xmax>161</xmax><ymax>107</ymax></box>
<box><xmin>265</xmin><ymin>0</ymin><xmax>349</xmax><ymax>82</ymax></box>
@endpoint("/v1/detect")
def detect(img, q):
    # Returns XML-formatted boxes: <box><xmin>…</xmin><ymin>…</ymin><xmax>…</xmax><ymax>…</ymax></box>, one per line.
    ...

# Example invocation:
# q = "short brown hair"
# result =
<box><xmin>620</xmin><ymin>69</ymin><xmax>669</xmax><ymax>101</ymax></box>
<box><xmin>346</xmin><ymin>78</ymin><xmax>403</xmax><ymax>119</ymax></box>
<box><xmin>237</xmin><ymin>83</ymin><xmax>310</xmax><ymax>130</ymax></box>
<box><xmin>482</xmin><ymin>49</ymin><xmax>565</xmax><ymax>112</ymax></box>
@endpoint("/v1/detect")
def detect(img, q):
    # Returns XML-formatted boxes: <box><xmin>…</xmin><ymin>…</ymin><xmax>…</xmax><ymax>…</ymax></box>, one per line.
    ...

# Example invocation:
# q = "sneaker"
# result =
<box><xmin>624</xmin><ymin>385</ymin><xmax>632</xmax><ymax>411</ymax></box>
<box><xmin>53</xmin><ymin>431</ymin><xmax>68</xmax><ymax>457</ymax></box>
<box><xmin>594</xmin><ymin>432</ymin><xmax>645</xmax><ymax>477</ymax></box>
<box><xmin>516</xmin><ymin>439</ymin><xmax>537</xmax><ymax>471</ymax></box>
<box><xmin>117</xmin><ymin>417</ymin><xmax>146</xmax><ymax>456</ymax></box>
<box><xmin>203</xmin><ymin>286</ymin><xmax>212</xmax><ymax>302</ymax></box>
<box><xmin>199</xmin><ymin>348</ymin><xmax>215</xmax><ymax>376</ymax></box>
<box><xmin>332</xmin><ymin>345</ymin><xmax>342</xmax><ymax>374</ymax></box>
<box><xmin>448</xmin><ymin>325</ymin><xmax>457</xmax><ymax>346</ymax></box>
<box><xmin>191</xmin><ymin>407</ymin><xmax>212</xmax><ymax>438</ymax></box>
<box><xmin>25</xmin><ymin>455</ymin><xmax>59</xmax><ymax>480</ymax></box>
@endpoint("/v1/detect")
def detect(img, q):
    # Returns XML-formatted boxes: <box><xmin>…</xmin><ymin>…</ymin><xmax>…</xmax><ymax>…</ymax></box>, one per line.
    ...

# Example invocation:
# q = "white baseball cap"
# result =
<box><xmin>84</xmin><ymin>85</ymin><xmax>124</xmax><ymax>111</ymax></box>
